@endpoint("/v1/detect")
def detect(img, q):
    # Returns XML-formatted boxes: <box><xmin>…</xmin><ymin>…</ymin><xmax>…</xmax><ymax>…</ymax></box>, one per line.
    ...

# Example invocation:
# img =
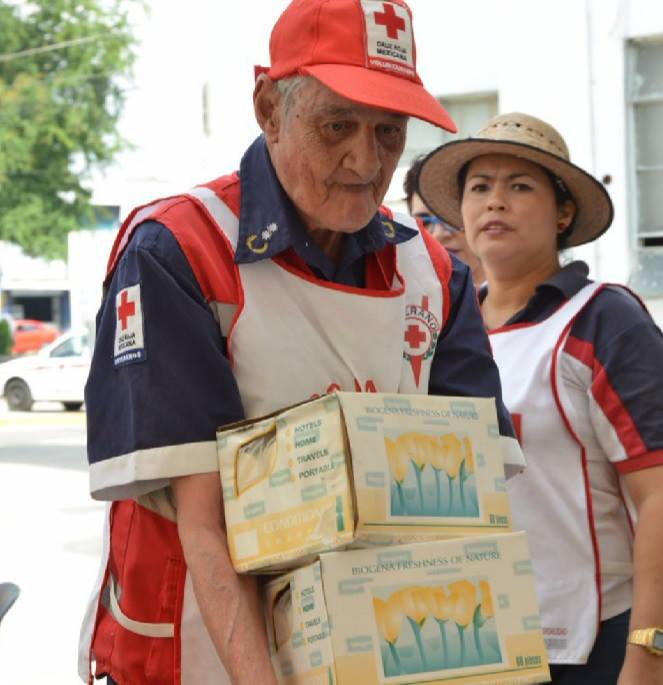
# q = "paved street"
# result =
<box><xmin>0</xmin><ymin>400</ymin><xmax>105</xmax><ymax>685</ymax></box>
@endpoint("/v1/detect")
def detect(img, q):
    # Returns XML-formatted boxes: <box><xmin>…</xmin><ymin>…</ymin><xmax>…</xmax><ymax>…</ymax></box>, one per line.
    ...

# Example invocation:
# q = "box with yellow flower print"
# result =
<box><xmin>265</xmin><ymin>532</ymin><xmax>549</xmax><ymax>685</ymax></box>
<box><xmin>338</xmin><ymin>393</ymin><xmax>512</xmax><ymax>543</ymax></box>
<box><xmin>218</xmin><ymin>392</ymin><xmax>514</xmax><ymax>574</ymax></box>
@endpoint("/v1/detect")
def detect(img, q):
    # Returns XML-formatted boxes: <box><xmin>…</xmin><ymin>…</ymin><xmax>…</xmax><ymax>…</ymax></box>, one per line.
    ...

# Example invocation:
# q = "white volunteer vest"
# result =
<box><xmin>189</xmin><ymin>186</ymin><xmax>444</xmax><ymax>417</ymax></box>
<box><xmin>490</xmin><ymin>282</ymin><xmax>633</xmax><ymax>664</ymax></box>
<box><xmin>170</xmin><ymin>188</ymin><xmax>443</xmax><ymax>685</ymax></box>
<box><xmin>79</xmin><ymin>188</ymin><xmax>446</xmax><ymax>685</ymax></box>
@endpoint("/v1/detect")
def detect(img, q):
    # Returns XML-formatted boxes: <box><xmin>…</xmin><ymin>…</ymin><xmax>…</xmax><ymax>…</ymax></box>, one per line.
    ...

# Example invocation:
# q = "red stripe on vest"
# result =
<box><xmin>105</xmin><ymin>174</ymin><xmax>242</xmax><ymax>309</ymax></box>
<box><xmin>105</xmin><ymin>196</ymin><xmax>183</xmax><ymax>281</ymax></box>
<box><xmin>420</xmin><ymin>228</ymin><xmax>452</xmax><ymax>329</ymax></box>
<box><xmin>92</xmin><ymin>501</ymin><xmax>185</xmax><ymax>685</ymax></box>
<box><xmin>551</xmin><ymin>318</ymin><xmax>603</xmax><ymax>641</ymax></box>
<box><xmin>272</xmin><ymin>252</ymin><xmax>406</xmax><ymax>298</ymax></box>
<box><xmin>510</xmin><ymin>412</ymin><xmax>523</xmax><ymax>446</ymax></box>
<box><xmin>155</xmin><ymin>197</ymin><xmax>240</xmax><ymax>305</ymax></box>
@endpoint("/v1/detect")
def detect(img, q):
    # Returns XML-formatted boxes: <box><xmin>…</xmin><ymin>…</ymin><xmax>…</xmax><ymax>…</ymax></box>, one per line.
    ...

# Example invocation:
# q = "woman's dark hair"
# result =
<box><xmin>403</xmin><ymin>154</ymin><xmax>427</xmax><ymax>212</ymax></box>
<box><xmin>542</xmin><ymin>168</ymin><xmax>576</xmax><ymax>249</ymax></box>
<box><xmin>457</xmin><ymin>160</ymin><xmax>577</xmax><ymax>250</ymax></box>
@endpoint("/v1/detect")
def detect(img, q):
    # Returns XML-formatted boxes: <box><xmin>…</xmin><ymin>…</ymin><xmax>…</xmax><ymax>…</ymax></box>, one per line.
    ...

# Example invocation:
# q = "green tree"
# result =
<box><xmin>0</xmin><ymin>318</ymin><xmax>11</xmax><ymax>355</ymax></box>
<box><xmin>0</xmin><ymin>0</ymin><xmax>139</xmax><ymax>258</ymax></box>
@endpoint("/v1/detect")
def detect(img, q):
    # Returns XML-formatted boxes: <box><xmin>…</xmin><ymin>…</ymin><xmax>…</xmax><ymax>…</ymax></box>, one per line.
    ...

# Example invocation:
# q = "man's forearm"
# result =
<box><xmin>182</xmin><ymin>522</ymin><xmax>277</xmax><ymax>685</ymax></box>
<box><xmin>172</xmin><ymin>472</ymin><xmax>277</xmax><ymax>685</ymax></box>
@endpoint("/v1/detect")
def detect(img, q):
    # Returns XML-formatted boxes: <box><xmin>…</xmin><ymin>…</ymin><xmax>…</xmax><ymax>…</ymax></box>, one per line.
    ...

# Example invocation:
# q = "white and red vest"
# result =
<box><xmin>490</xmin><ymin>283</ymin><xmax>634</xmax><ymax>664</ymax></box>
<box><xmin>79</xmin><ymin>175</ymin><xmax>452</xmax><ymax>684</ymax></box>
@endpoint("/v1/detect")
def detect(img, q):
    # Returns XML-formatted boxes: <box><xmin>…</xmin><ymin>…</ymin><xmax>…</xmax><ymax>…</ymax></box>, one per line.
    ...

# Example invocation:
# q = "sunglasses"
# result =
<box><xmin>413</xmin><ymin>213</ymin><xmax>462</xmax><ymax>234</ymax></box>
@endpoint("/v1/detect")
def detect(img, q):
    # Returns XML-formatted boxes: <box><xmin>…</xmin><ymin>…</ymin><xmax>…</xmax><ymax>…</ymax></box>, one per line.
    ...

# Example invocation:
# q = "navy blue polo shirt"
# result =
<box><xmin>86</xmin><ymin>136</ymin><xmax>515</xmax><ymax>496</ymax></box>
<box><xmin>481</xmin><ymin>261</ymin><xmax>663</xmax><ymax>471</ymax></box>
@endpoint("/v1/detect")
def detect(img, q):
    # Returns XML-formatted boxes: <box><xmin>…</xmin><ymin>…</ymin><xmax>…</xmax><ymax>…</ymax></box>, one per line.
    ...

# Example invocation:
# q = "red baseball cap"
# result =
<box><xmin>256</xmin><ymin>0</ymin><xmax>457</xmax><ymax>132</ymax></box>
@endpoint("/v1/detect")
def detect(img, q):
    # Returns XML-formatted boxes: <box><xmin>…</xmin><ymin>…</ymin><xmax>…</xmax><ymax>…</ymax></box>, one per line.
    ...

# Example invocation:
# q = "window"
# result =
<box><xmin>50</xmin><ymin>335</ymin><xmax>88</xmax><ymax>358</ymax></box>
<box><xmin>627</xmin><ymin>37</ymin><xmax>663</xmax><ymax>295</ymax></box>
<box><xmin>399</xmin><ymin>93</ymin><xmax>498</xmax><ymax>169</ymax></box>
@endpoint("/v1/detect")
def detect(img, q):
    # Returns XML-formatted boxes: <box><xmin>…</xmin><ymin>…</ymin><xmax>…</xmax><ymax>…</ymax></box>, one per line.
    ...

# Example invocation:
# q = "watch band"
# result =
<box><xmin>628</xmin><ymin>627</ymin><xmax>663</xmax><ymax>655</ymax></box>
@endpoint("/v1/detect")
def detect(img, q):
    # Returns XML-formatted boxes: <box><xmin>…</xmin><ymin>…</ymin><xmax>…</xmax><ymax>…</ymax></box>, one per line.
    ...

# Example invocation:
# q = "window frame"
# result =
<box><xmin>626</xmin><ymin>35</ymin><xmax>663</xmax><ymax>249</ymax></box>
<box><xmin>398</xmin><ymin>90</ymin><xmax>499</xmax><ymax>170</ymax></box>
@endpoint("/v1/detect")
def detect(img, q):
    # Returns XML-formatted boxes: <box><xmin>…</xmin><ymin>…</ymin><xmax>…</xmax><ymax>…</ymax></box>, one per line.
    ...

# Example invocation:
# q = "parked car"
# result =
<box><xmin>10</xmin><ymin>319</ymin><xmax>59</xmax><ymax>355</ymax></box>
<box><xmin>0</xmin><ymin>329</ymin><xmax>91</xmax><ymax>411</ymax></box>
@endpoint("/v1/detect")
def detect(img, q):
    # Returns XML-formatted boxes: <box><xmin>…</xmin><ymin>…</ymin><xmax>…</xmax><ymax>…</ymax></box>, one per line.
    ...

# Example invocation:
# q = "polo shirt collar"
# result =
<box><xmin>234</xmin><ymin>136</ymin><xmax>417</xmax><ymax>270</ymax></box>
<box><xmin>536</xmin><ymin>260</ymin><xmax>590</xmax><ymax>299</ymax></box>
<box><xmin>479</xmin><ymin>260</ymin><xmax>591</xmax><ymax>303</ymax></box>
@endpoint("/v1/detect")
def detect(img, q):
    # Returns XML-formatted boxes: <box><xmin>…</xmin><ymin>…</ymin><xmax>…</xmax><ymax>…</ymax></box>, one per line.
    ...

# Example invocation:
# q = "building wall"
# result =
<box><xmin>0</xmin><ymin>241</ymin><xmax>69</xmax><ymax>327</ymax></box>
<box><xmin>398</xmin><ymin>0</ymin><xmax>663</xmax><ymax>322</ymax></box>
<box><xmin>67</xmin><ymin>230</ymin><xmax>118</xmax><ymax>332</ymax></box>
<box><xmin>77</xmin><ymin>0</ymin><xmax>663</xmax><ymax>325</ymax></box>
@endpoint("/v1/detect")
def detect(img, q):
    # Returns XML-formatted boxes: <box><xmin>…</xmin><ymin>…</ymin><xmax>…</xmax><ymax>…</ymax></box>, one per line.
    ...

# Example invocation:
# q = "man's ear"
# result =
<box><xmin>254</xmin><ymin>75</ymin><xmax>282</xmax><ymax>143</ymax></box>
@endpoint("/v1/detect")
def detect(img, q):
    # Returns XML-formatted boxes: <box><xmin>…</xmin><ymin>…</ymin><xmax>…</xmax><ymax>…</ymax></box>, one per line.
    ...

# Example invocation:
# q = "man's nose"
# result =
<box><xmin>343</xmin><ymin>127</ymin><xmax>381</xmax><ymax>181</ymax></box>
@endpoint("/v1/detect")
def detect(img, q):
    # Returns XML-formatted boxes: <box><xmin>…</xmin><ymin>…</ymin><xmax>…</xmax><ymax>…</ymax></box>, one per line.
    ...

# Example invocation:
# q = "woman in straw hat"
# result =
<box><xmin>418</xmin><ymin>113</ymin><xmax>663</xmax><ymax>684</ymax></box>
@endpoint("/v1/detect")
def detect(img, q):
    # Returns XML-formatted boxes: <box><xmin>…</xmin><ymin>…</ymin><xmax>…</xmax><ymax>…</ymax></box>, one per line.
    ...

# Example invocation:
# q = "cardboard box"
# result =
<box><xmin>218</xmin><ymin>392</ymin><xmax>514</xmax><ymax>573</ymax></box>
<box><xmin>265</xmin><ymin>532</ymin><xmax>549</xmax><ymax>685</ymax></box>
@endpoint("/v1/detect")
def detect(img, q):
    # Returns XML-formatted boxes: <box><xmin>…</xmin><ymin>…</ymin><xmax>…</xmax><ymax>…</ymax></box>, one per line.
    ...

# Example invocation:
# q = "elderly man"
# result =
<box><xmin>79</xmin><ymin>1</ymin><xmax>520</xmax><ymax>684</ymax></box>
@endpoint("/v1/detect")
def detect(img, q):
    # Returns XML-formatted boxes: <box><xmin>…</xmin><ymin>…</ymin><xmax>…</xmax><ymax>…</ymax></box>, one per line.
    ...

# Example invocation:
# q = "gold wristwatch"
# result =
<box><xmin>628</xmin><ymin>628</ymin><xmax>663</xmax><ymax>656</ymax></box>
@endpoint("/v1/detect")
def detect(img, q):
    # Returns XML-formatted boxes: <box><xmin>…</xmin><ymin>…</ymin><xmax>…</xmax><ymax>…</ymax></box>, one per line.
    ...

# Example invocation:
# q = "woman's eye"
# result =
<box><xmin>470</xmin><ymin>183</ymin><xmax>488</xmax><ymax>192</ymax></box>
<box><xmin>513</xmin><ymin>183</ymin><xmax>532</xmax><ymax>191</ymax></box>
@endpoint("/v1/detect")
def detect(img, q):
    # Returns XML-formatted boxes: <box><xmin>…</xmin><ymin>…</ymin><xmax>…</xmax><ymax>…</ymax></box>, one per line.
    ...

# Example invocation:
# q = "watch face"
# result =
<box><xmin>654</xmin><ymin>630</ymin><xmax>663</xmax><ymax>652</ymax></box>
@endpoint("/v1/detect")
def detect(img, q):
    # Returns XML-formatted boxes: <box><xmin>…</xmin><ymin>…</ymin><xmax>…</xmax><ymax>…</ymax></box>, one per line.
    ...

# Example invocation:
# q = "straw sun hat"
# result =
<box><xmin>417</xmin><ymin>112</ymin><xmax>614</xmax><ymax>247</ymax></box>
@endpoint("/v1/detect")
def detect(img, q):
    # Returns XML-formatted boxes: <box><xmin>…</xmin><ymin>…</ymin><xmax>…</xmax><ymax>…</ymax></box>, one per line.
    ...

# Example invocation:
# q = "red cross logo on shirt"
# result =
<box><xmin>117</xmin><ymin>290</ymin><xmax>136</xmax><ymax>331</ymax></box>
<box><xmin>404</xmin><ymin>324</ymin><xmax>427</xmax><ymax>349</ymax></box>
<box><xmin>374</xmin><ymin>3</ymin><xmax>406</xmax><ymax>39</ymax></box>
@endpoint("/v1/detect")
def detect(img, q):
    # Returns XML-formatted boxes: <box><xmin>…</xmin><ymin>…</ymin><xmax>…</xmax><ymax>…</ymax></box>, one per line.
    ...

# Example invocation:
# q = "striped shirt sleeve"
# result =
<box><xmin>565</xmin><ymin>286</ymin><xmax>663</xmax><ymax>473</ymax></box>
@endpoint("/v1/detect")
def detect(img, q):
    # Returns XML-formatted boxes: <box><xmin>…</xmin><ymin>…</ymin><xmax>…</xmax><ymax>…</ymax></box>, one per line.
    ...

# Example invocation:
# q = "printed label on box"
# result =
<box><xmin>266</xmin><ymin>533</ymin><xmax>549</xmax><ymax>685</ymax></box>
<box><xmin>265</xmin><ymin>562</ymin><xmax>336</xmax><ymax>685</ymax></box>
<box><xmin>218</xmin><ymin>396</ymin><xmax>355</xmax><ymax>572</ymax></box>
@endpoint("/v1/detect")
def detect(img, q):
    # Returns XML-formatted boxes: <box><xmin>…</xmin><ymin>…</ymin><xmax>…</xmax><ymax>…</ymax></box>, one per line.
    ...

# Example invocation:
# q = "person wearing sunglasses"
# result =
<box><xmin>403</xmin><ymin>155</ymin><xmax>485</xmax><ymax>286</ymax></box>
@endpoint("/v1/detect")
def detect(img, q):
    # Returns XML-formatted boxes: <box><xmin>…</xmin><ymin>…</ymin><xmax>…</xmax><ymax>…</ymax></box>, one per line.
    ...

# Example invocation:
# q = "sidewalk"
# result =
<box><xmin>0</xmin><ymin>406</ymin><xmax>105</xmax><ymax>684</ymax></box>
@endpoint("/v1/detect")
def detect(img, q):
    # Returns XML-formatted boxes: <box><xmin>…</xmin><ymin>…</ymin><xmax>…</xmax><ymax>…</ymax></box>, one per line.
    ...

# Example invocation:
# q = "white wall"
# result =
<box><xmin>399</xmin><ymin>0</ymin><xmax>604</xmax><ymax>274</ymax></box>
<box><xmin>0</xmin><ymin>241</ymin><xmax>67</xmax><ymax>293</ymax></box>
<box><xmin>626</xmin><ymin>0</ymin><xmax>663</xmax><ymax>37</ymax></box>
<box><xmin>90</xmin><ymin>0</ymin><xmax>285</xmax><ymax>215</ymax></box>
<box><xmin>83</xmin><ymin>0</ymin><xmax>663</xmax><ymax>324</ymax></box>
<box><xmin>67</xmin><ymin>230</ymin><xmax>117</xmax><ymax>332</ymax></box>
<box><xmin>398</xmin><ymin>0</ymin><xmax>663</xmax><ymax>322</ymax></box>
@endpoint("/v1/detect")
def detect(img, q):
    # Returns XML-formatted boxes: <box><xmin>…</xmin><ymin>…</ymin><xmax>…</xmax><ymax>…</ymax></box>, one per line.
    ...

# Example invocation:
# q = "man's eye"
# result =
<box><xmin>327</xmin><ymin>121</ymin><xmax>349</xmax><ymax>133</ymax></box>
<box><xmin>378</xmin><ymin>124</ymin><xmax>403</xmax><ymax>139</ymax></box>
<box><xmin>380</xmin><ymin>124</ymin><xmax>399</xmax><ymax>135</ymax></box>
<box><xmin>513</xmin><ymin>183</ymin><xmax>532</xmax><ymax>191</ymax></box>
<box><xmin>470</xmin><ymin>183</ymin><xmax>488</xmax><ymax>192</ymax></box>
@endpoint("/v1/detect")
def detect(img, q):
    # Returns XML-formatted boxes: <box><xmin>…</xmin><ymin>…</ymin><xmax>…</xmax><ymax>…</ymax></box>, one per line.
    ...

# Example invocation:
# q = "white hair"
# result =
<box><xmin>275</xmin><ymin>75</ymin><xmax>312</xmax><ymax>114</ymax></box>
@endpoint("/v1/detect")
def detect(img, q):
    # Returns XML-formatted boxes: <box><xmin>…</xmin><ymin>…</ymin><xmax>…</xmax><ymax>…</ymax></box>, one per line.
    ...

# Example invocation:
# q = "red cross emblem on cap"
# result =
<box><xmin>117</xmin><ymin>289</ymin><xmax>136</xmax><ymax>331</ymax></box>
<box><xmin>374</xmin><ymin>3</ymin><xmax>406</xmax><ymax>39</ymax></box>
